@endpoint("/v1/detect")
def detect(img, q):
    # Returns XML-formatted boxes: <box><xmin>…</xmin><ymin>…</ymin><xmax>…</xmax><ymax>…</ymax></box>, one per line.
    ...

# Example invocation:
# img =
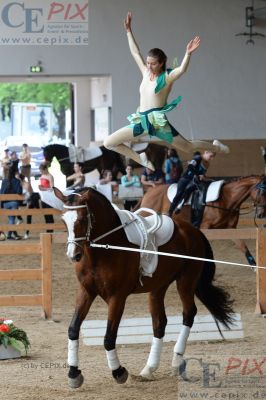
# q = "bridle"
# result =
<box><xmin>254</xmin><ymin>179</ymin><xmax>266</xmax><ymax>220</ymax></box>
<box><xmin>63</xmin><ymin>202</ymin><xmax>137</xmax><ymax>253</ymax></box>
<box><xmin>63</xmin><ymin>204</ymin><xmax>92</xmax><ymax>250</ymax></box>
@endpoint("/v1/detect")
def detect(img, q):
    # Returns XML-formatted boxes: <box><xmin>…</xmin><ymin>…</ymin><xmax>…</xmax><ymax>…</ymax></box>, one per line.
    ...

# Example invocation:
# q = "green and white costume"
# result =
<box><xmin>127</xmin><ymin>70</ymin><xmax>182</xmax><ymax>144</ymax></box>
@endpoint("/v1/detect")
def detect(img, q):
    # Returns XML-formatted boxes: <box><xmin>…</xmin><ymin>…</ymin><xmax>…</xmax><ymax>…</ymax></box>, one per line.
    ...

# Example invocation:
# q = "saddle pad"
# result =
<box><xmin>167</xmin><ymin>180</ymin><xmax>225</xmax><ymax>204</ymax></box>
<box><xmin>167</xmin><ymin>183</ymin><xmax>178</xmax><ymax>203</ymax></box>
<box><xmin>205</xmin><ymin>180</ymin><xmax>224</xmax><ymax>202</ymax></box>
<box><xmin>115</xmin><ymin>209</ymin><xmax>174</xmax><ymax>277</ymax></box>
<box><xmin>39</xmin><ymin>189</ymin><xmax>64</xmax><ymax>210</ymax></box>
<box><xmin>69</xmin><ymin>145</ymin><xmax>102</xmax><ymax>163</ymax></box>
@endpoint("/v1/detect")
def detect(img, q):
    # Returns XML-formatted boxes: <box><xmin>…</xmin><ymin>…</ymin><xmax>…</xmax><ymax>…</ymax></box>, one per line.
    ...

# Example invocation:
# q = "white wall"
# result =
<box><xmin>0</xmin><ymin>0</ymin><xmax>265</xmax><ymax>143</ymax></box>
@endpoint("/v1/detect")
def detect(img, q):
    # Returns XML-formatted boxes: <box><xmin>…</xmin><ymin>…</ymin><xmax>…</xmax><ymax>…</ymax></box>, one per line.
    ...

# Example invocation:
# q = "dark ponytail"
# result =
<box><xmin>148</xmin><ymin>48</ymin><xmax>167</xmax><ymax>71</ymax></box>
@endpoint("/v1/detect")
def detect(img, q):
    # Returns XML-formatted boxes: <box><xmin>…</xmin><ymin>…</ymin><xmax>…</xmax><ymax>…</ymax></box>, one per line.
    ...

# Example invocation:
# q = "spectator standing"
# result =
<box><xmin>10</xmin><ymin>151</ymin><xmax>19</xmax><ymax>174</ymax></box>
<box><xmin>98</xmin><ymin>169</ymin><xmax>117</xmax><ymax>186</ymax></box>
<box><xmin>38</xmin><ymin>163</ymin><xmax>54</xmax><ymax>231</ymax></box>
<box><xmin>1</xmin><ymin>148</ymin><xmax>11</xmax><ymax>178</ymax></box>
<box><xmin>19</xmin><ymin>143</ymin><xmax>32</xmax><ymax>181</ymax></box>
<box><xmin>66</xmin><ymin>162</ymin><xmax>85</xmax><ymax>189</ymax></box>
<box><xmin>0</xmin><ymin>165</ymin><xmax>22</xmax><ymax>240</ymax></box>
<box><xmin>164</xmin><ymin>149</ymin><xmax>183</xmax><ymax>184</ymax></box>
<box><xmin>17</xmin><ymin>173</ymin><xmax>39</xmax><ymax>239</ymax></box>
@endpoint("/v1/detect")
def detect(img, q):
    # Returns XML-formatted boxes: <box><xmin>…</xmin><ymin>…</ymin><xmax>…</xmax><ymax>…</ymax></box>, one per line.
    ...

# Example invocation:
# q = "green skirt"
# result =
<box><xmin>127</xmin><ymin>96</ymin><xmax>182</xmax><ymax>144</ymax></box>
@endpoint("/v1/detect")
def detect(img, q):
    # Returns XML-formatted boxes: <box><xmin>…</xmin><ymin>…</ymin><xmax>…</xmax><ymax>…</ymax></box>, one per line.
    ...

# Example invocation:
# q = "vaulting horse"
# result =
<box><xmin>139</xmin><ymin>175</ymin><xmax>266</xmax><ymax>266</ymax></box>
<box><xmin>43</xmin><ymin>143</ymin><xmax>166</xmax><ymax>183</ymax></box>
<box><xmin>43</xmin><ymin>144</ymin><xmax>126</xmax><ymax>181</ymax></box>
<box><xmin>54</xmin><ymin>186</ymin><xmax>234</xmax><ymax>388</ymax></box>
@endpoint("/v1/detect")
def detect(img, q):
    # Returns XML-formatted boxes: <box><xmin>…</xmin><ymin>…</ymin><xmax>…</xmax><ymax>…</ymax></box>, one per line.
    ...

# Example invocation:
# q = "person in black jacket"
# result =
<box><xmin>168</xmin><ymin>150</ymin><xmax>216</xmax><ymax>216</ymax></box>
<box><xmin>0</xmin><ymin>165</ymin><xmax>23</xmax><ymax>240</ymax></box>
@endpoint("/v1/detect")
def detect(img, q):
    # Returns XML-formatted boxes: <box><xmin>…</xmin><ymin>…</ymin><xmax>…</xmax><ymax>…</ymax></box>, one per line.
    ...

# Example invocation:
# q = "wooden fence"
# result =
<box><xmin>0</xmin><ymin>194</ymin><xmax>66</xmax><ymax>318</ymax></box>
<box><xmin>0</xmin><ymin>234</ymin><xmax>52</xmax><ymax>318</ymax></box>
<box><xmin>0</xmin><ymin>194</ymin><xmax>64</xmax><ymax>234</ymax></box>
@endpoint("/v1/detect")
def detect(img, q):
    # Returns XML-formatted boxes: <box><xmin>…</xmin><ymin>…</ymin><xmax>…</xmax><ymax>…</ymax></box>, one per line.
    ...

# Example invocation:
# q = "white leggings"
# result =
<box><xmin>104</xmin><ymin>126</ymin><xmax>226</xmax><ymax>166</ymax></box>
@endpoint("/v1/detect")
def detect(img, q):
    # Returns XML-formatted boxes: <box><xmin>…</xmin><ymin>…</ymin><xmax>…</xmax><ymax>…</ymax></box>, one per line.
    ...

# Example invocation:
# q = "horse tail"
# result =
<box><xmin>195</xmin><ymin>232</ymin><xmax>235</xmax><ymax>329</ymax></box>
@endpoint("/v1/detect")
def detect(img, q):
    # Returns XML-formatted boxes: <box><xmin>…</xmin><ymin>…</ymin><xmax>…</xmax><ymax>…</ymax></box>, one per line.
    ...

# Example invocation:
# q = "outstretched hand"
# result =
<box><xmin>186</xmin><ymin>36</ymin><xmax>201</xmax><ymax>55</ymax></box>
<box><xmin>124</xmin><ymin>11</ymin><xmax>132</xmax><ymax>32</ymax></box>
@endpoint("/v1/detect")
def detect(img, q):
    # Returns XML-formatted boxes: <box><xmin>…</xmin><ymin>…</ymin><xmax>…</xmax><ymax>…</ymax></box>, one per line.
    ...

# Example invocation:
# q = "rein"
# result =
<box><xmin>91</xmin><ymin>219</ymin><xmax>137</xmax><ymax>244</ymax></box>
<box><xmin>57</xmin><ymin>156</ymin><xmax>70</xmax><ymax>162</ymax></box>
<box><xmin>203</xmin><ymin>203</ymin><xmax>240</xmax><ymax>214</ymax></box>
<box><xmin>203</xmin><ymin>202</ymin><xmax>253</xmax><ymax>215</ymax></box>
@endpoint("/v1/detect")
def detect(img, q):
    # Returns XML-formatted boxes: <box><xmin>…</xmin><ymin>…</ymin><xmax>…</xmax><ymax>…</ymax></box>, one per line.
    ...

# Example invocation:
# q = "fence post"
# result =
<box><xmin>255</xmin><ymin>228</ymin><xmax>266</xmax><ymax>314</ymax></box>
<box><xmin>41</xmin><ymin>233</ymin><xmax>52</xmax><ymax>319</ymax></box>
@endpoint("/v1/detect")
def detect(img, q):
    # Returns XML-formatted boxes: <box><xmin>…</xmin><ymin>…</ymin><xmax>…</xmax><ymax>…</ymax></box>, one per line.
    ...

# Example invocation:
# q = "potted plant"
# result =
<box><xmin>0</xmin><ymin>318</ymin><xmax>30</xmax><ymax>360</ymax></box>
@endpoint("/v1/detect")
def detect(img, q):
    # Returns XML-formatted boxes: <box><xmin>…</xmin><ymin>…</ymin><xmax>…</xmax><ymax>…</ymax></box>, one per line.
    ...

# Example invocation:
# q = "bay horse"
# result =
<box><xmin>43</xmin><ymin>144</ymin><xmax>126</xmax><ymax>181</ymax></box>
<box><xmin>139</xmin><ymin>175</ymin><xmax>266</xmax><ymax>266</ymax></box>
<box><xmin>54</xmin><ymin>186</ymin><xmax>234</xmax><ymax>388</ymax></box>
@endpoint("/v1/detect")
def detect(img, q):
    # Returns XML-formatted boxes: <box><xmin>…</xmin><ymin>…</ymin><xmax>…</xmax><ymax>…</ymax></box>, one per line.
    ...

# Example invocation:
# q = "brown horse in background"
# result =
<box><xmin>54</xmin><ymin>187</ymin><xmax>234</xmax><ymax>388</ymax></box>
<box><xmin>139</xmin><ymin>175</ymin><xmax>266</xmax><ymax>266</ymax></box>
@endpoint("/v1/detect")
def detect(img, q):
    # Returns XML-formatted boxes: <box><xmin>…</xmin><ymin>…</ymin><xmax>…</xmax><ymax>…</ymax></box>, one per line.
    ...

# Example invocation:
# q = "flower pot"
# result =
<box><xmin>0</xmin><ymin>344</ymin><xmax>21</xmax><ymax>360</ymax></box>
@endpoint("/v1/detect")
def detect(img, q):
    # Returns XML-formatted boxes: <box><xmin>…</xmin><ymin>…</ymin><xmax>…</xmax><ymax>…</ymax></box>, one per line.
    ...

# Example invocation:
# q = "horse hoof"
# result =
<box><xmin>68</xmin><ymin>373</ymin><xmax>84</xmax><ymax>389</ymax></box>
<box><xmin>139</xmin><ymin>365</ymin><xmax>155</xmax><ymax>381</ymax></box>
<box><xmin>172</xmin><ymin>353</ymin><xmax>185</xmax><ymax>376</ymax></box>
<box><xmin>112</xmin><ymin>366</ymin><xmax>128</xmax><ymax>384</ymax></box>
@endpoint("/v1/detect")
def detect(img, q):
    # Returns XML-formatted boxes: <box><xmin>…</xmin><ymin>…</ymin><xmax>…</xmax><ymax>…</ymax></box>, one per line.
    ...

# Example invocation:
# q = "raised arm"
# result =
<box><xmin>124</xmin><ymin>12</ymin><xmax>146</xmax><ymax>74</ymax></box>
<box><xmin>167</xmin><ymin>36</ymin><xmax>201</xmax><ymax>84</ymax></box>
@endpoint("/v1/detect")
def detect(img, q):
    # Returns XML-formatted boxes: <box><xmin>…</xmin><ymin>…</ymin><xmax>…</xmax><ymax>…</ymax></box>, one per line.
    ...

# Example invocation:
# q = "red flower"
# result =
<box><xmin>0</xmin><ymin>324</ymin><xmax>10</xmax><ymax>333</ymax></box>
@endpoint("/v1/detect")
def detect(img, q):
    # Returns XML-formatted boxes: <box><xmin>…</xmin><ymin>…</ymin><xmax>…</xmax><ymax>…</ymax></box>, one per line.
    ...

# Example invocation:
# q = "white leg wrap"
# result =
<box><xmin>147</xmin><ymin>337</ymin><xmax>163</xmax><ymax>369</ymax></box>
<box><xmin>106</xmin><ymin>349</ymin><xmax>120</xmax><ymax>371</ymax></box>
<box><xmin>68</xmin><ymin>339</ymin><xmax>79</xmax><ymax>367</ymax></box>
<box><xmin>174</xmin><ymin>325</ymin><xmax>191</xmax><ymax>355</ymax></box>
<box><xmin>140</xmin><ymin>337</ymin><xmax>163</xmax><ymax>378</ymax></box>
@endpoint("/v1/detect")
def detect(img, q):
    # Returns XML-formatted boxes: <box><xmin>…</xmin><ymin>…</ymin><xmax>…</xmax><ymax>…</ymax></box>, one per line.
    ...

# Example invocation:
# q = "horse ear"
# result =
<box><xmin>53</xmin><ymin>187</ymin><xmax>68</xmax><ymax>203</ymax></box>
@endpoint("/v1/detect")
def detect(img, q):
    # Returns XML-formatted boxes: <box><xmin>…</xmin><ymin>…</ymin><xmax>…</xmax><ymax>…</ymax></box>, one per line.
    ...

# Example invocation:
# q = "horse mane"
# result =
<box><xmin>79</xmin><ymin>187</ymin><xmax>122</xmax><ymax>227</ymax></box>
<box><xmin>44</xmin><ymin>143</ymin><xmax>66</xmax><ymax>149</ymax></box>
<box><xmin>78</xmin><ymin>186</ymin><xmax>114</xmax><ymax>208</ymax></box>
<box><xmin>223</xmin><ymin>174</ymin><xmax>261</xmax><ymax>185</ymax></box>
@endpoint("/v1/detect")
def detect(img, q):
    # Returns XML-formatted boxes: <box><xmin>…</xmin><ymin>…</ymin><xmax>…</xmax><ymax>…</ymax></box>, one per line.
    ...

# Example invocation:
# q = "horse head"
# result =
<box><xmin>54</xmin><ymin>187</ymin><xmax>92</xmax><ymax>262</ymax></box>
<box><xmin>253</xmin><ymin>175</ymin><xmax>266</xmax><ymax>219</ymax></box>
<box><xmin>42</xmin><ymin>145</ymin><xmax>51</xmax><ymax>163</ymax></box>
<box><xmin>54</xmin><ymin>186</ymin><xmax>119</xmax><ymax>262</ymax></box>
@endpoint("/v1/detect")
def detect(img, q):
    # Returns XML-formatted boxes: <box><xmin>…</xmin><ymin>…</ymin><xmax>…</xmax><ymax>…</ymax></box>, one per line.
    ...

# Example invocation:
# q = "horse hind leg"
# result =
<box><xmin>140</xmin><ymin>286</ymin><xmax>168</xmax><ymax>380</ymax></box>
<box><xmin>172</xmin><ymin>280</ymin><xmax>198</xmax><ymax>375</ymax></box>
<box><xmin>68</xmin><ymin>287</ymin><xmax>96</xmax><ymax>389</ymax></box>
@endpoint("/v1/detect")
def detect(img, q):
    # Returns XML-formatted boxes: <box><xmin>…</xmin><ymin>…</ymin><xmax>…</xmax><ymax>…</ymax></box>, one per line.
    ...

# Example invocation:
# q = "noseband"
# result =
<box><xmin>63</xmin><ymin>204</ymin><xmax>92</xmax><ymax>249</ymax></box>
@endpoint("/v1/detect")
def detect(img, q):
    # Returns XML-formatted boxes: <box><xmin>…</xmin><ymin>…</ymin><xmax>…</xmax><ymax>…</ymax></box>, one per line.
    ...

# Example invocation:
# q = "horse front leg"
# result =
<box><xmin>140</xmin><ymin>286</ymin><xmax>168</xmax><ymax>380</ymax></box>
<box><xmin>104</xmin><ymin>296</ymin><xmax>128</xmax><ymax>384</ymax></box>
<box><xmin>68</xmin><ymin>285</ymin><xmax>96</xmax><ymax>389</ymax></box>
<box><xmin>172</xmin><ymin>280</ymin><xmax>197</xmax><ymax>375</ymax></box>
